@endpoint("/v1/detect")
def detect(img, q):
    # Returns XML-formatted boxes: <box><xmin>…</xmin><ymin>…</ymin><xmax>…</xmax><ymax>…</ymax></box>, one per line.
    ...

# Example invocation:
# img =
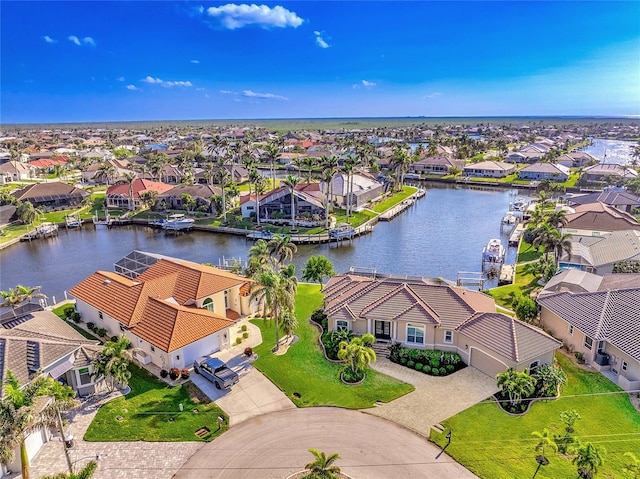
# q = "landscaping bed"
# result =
<box><xmin>387</xmin><ymin>342</ymin><xmax>466</xmax><ymax>377</ymax></box>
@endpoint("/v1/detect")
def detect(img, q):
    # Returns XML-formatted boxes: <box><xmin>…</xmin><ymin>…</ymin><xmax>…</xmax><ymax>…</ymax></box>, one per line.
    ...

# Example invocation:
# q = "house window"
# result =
<box><xmin>407</xmin><ymin>325</ymin><xmax>425</xmax><ymax>345</ymax></box>
<box><xmin>203</xmin><ymin>298</ymin><xmax>214</xmax><ymax>312</ymax></box>
<box><xmin>529</xmin><ymin>360</ymin><xmax>540</xmax><ymax>373</ymax></box>
<box><xmin>150</xmin><ymin>345</ymin><xmax>155</xmax><ymax>352</ymax></box>
<box><xmin>78</xmin><ymin>367</ymin><xmax>91</xmax><ymax>385</ymax></box>
<box><xmin>444</xmin><ymin>330</ymin><xmax>453</xmax><ymax>344</ymax></box>
<box><xmin>584</xmin><ymin>337</ymin><xmax>593</xmax><ymax>350</ymax></box>
<box><xmin>176</xmin><ymin>355</ymin><xmax>180</xmax><ymax>361</ymax></box>
<box><xmin>336</xmin><ymin>320</ymin><xmax>349</xmax><ymax>332</ymax></box>
<box><xmin>98</xmin><ymin>311</ymin><xmax>103</xmax><ymax>320</ymax></box>
<box><xmin>622</xmin><ymin>361</ymin><xmax>628</xmax><ymax>372</ymax></box>
<box><xmin>568</xmin><ymin>325</ymin><xmax>574</xmax><ymax>335</ymax></box>
<box><xmin>120</xmin><ymin>324</ymin><xmax>125</xmax><ymax>332</ymax></box>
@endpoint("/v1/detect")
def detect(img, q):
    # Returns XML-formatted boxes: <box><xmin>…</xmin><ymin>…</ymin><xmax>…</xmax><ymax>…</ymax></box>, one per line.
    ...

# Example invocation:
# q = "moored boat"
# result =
<box><xmin>329</xmin><ymin>223</ymin><xmax>355</xmax><ymax>240</ymax></box>
<box><xmin>163</xmin><ymin>214</ymin><xmax>195</xmax><ymax>231</ymax></box>
<box><xmin>65</xmin><ymin>214</ymin><xmax>82</xmax><ymax>228</ymax></box>
<box><xmin>482</xmin><ymin>238</ymin><xmax>505</xmax><ymax>264</ymax></box>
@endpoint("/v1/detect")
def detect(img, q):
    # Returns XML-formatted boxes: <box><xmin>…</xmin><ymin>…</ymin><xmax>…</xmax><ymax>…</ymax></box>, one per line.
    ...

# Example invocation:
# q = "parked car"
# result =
<box><xmin>193</xmin><ymin>356</ymin><xmax>239</xmax><ymax>389</ymax></box>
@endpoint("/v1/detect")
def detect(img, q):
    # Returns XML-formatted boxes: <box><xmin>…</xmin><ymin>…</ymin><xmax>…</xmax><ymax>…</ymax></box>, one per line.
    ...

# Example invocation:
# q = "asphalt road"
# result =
<box><xmin>173</xmin><ymin>408</ymin><xmax>478</xmax><ymax>479</ymax></box>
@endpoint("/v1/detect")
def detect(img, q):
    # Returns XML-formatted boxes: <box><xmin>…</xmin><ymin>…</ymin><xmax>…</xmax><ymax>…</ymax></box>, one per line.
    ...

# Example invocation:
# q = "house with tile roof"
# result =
<box><xmin>409</xmin><ymin>156</ymin><xmax>465</xmax><ymax>175</ymax></box>
<box><xmin>323</xmin><ymin>274</ymin><xmax>560</xmax><ymax>377</ymax></box>
<box><xmin>11</xmin><ymin>182</ymin><xmax>90</xmax><ymax>209</ymax></box>
<box><xmin>106</xmin><ymin>178</ymin><xmax>173</xmax><ymax>209</ymax></box>
<box><xmin>463</xmin><ymin>161</ymin><xmax>516</xmax><ymax>178</ymax></box>
<box><xmin>539</xmin><ymin>270</ymin><xmax>640</xmax><ymax>297</ymax></box>
<box><xmin>240</xmin><ymin>184</ymin><xmax>326</xmax><ymax>225</ymax></box>
<box><xmin>70</xmin><ymin>251</ymin><xmax>255</xmax><ymax>371</ymax></box>
<box><xmin>0</xmin><ymin>161</ymin><xmax>36</xmax><ymax>183</ymax></box>
<box><xmin>517</xmin><ymin>162</ymin><xmax>570</xmax><ymax>182</ymax></box>
<box><xmin>321</xmin><ymin>171</ymin><xmax>385</xmax><ymax>210</ymax></box>
<box><xmin>567</xmin><ymin>189</ymin><xmax>640</xmax><ymax>214</ymax></box>
<box><xmin>582</xmin><ymin>163</ymin><xmax>638</xmax><ymax>182</ymax></box>
<box><xmin>562</xmin><ymin>202</ymin><xmax>640</xmax><ymax>236</ymax></box>
<box><xmin>558</xmin><ymin>229</ymin><xmax>640</xmax><ymax>274</ymax></box>
<box><xmin>538</xmin><ymin>288</ymin><xmax>640</xmax><ymax>391</ymax></box>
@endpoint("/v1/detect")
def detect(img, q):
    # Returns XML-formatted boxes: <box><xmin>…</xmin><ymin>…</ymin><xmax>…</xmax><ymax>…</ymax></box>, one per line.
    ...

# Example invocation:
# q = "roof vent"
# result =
<box><xmin>104</xmin><ymin>279</ymin><xmax>111</xmax><ymax>285</ymax></box>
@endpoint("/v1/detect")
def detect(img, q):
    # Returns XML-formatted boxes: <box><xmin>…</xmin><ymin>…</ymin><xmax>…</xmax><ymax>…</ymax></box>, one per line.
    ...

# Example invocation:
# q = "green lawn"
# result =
<box><xmin>486</xmin><ymin>265</ymin><xmax>540</xmax><ymax>309</ymax></box>
<box><xmin>251</xmin><ymin>283</ymin><xmax>414</xmax><ymax>408</ymax></box>
<box><xmin>518</xmin><ymin>240</ymin><xmax>542</xmax><ymax>262</ymax></box>
<box><xmin>84</xmin><ymin>365</ymin><xmax>228</xmax><ymax>442</ymax></box>
<box><xmin>431</xmin><ymin>354</ymin><xmax>640</xmax><ymax>479</ymax></box>
<box><xmin>332</xmin><ymin>208</ymin><xmax>378</xmax><ymax>227</ymax></box>
<box><xmin>52</xmin><ymin>304</ymin><xmax>102</xmax><ymax>341</ymax></box>
<box><xmin>371</xmin><ymin>186</ymin><xmax>418</xmax><ymax>213</ymax></box>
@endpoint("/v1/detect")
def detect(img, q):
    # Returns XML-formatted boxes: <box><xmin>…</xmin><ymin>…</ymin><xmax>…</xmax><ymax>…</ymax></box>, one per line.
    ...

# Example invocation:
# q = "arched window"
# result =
<box><xmin>203</xmin><ymin>297</ymin><xmax>214</xmax><ymax>312</ymax></box>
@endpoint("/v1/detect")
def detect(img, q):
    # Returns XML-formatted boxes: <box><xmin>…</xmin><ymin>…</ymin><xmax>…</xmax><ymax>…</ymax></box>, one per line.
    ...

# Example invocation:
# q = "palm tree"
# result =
<box><xmin>15</xmin><ymin>284</ymin><xmax>47</xmax><ymax>307</ymax></box>
<box><xmin>303</xmin><ymin>448</ymin><xmax>341</xmax><ymax>479</ymax></box>
<box><xmin>215</xmin><ymin>158</ymin><xmax>231</xmax><ymax>223</ymax></box>
<box><xmin>94</xmin><ymin>163</ymin><xmax>116</xmax><ymax>185</ymax></box>
<box><xmin>337</xmin><ymin>333</ymin><xmax>377</xmax><ymax>376</ymax></box>
<box><xmin>263</xmin><ymin>142</ymin><xmax>280</xmax><ymax>190</ymax></box>
<box><xmin>320</xmin><ymin>155</ymin><xmax>340</xmax><ymax>229</ymax></box>
<box><xmin>42</xmin><ymin>460</ymin><xmax>98</xmax><ymax>479</ymax></box>
<box><xmin>572</xmin><ymin>442</ymin><xmax>605</xmax><ymax>479</ymax></box>
<box><xmin>0</xmin><ymin>288</ymin><xmax>23</xmax><ymax>316</ymax></box>
<box><xmin>122</xmin><ymin>172</ymin><xmax>137</xmax><ymax>210</ymax></box>
<box><xmin>341</xmin><ymin>155</ymin><xmax>358</xmax><ymax>220</ymax></box>
<box><xmin>267</xmin><ymin>234</ymin><xmax>297</xmax><ymax>264</ymax></box>
<box><xmin>389</xmin><ymin>145</ymin><xmax>411</xmax><ymax>192</ymax></box>
<box><xmin>253</xmin><ymin>174</ymin><xmax>267</xmax><ymax>226</ymax></box>
<box><xmin>279</xmin><ymin>309</ymin><xmax>299</xmax><ymax>339</ymax></box>
<box><xmin>302</xmin><ymin>157</ymin><xmax>317</xmax><ymax>183</ymax></box>
<box><xmin>91</xmin><ymin>335</ymin><xmax>141</xmax><ymax>392</ymax></box>
<box><xmin>16</xmin><ymin>201</ymin><xmax>40</xmax><ymax>225</ymax></box>
<box><xmin>282</xmin><ymin>175</ymin><xmax>301</xmax><ymax>228</ymax></box>
<box><xmin>249</xmin><ymin>268</ymin><xmax>281</xmax><ymax>350</ymax></box>
<box><xmin>0</xmin><ymin>371</ymin><xmax>76</xmax><ymax>479</ymax></box>
<box><xmin>496</xmin><ymin>368</ymin><xmax>536</xmax><ymax>407</ymax></box>
<box><xmin>531</xmin><ymin>428</ymin><xmax>558</xmax><ymax>478</ymax></box>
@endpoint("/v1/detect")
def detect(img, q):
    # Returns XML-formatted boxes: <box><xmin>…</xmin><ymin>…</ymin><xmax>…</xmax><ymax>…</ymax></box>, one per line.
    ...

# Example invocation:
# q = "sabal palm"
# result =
<box><xmin>282</xmin><ymin>175</ymin><xmax>300</xmax><ymax>226</ymax></box>
<box><xmin>263</xmin><ymin>142</ymin><xmax>280</xmax><ymax>189</ymax></box>
<box><xmin>267</xmin><ymin>234</ymin><xmax>297</xmax><ymax>264</ymax></box>
<box><xmin>92</xmin><ymin>335</ymin><xmax>141</xmax><ymax>392</ymax></box>
<box><xmin>573</xmin><ymin>442</ymin><xmax>605</xmax><ymax>479</ymax></box>
<box><xmin>337</xmin><ymin>333</ymin><xmax>377</xmax><ymax>374</ymax></box>
<box><xmin>249</xmin><ymin>268</ymin><xmax>282</xmax><ymax>350</ymax></box>
<box><xmin>215</xmin><ymin>158</ymin><xmax>231</xmax><ymax>222</ymax></box>
<box><xmin>304</xmin><ymin>448</ymin><xmax>341</xmax><ymax>479</ymax></box>
<box><xmin>320</xmin><ymin>155</ymin><xmax>340</xmax><ymax>228</ymax></box>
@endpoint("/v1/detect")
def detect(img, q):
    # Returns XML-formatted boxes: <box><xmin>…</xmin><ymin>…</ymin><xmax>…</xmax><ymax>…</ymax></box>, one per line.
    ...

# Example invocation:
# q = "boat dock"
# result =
<box><xmin>509</xmin><ymin>224</ymin><xmax>525</xmax><ymax>247</ymax></box>
<box><xmin>378</xmin><ymin>188</ymin><xmax>425</xmax><ymax>221</ymax></box>
<box><xmin>456</xmin><ymin>271</ymin><xmax>485</xmax><ymax>291</ymax></box>
<box><xmin>20</xmin><ymin>223</ymin><xmax>59</xmax><ymax>241</ymax></box>
<box><xmin>498</xmin><ymin>264</ymin><xmax>515</xmax><ymax>286</ymax></box>
<box><xmin>246</xmin><ymin>223</ymin><xmax>374</xmax><ymax>245</ymax></box>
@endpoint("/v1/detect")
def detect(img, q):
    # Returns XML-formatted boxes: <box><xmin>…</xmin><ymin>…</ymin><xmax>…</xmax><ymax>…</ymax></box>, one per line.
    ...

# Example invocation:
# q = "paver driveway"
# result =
<box><xmin>174</xmin><ymin>408</ymin><xmax>478</xmax><ymax>479</ymax></box>
<box><xmin>366</xmin><ymin>359</ymin><xmax>499</xmax><ymax>437</ymax></box>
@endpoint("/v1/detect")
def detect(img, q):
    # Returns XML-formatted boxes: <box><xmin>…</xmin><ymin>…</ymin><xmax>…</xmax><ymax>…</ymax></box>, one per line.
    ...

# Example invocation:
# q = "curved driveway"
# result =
<box><xmin>173</xmin><ymin>408</ymin><xmax>477</xmax><ymax>479</ymax></box>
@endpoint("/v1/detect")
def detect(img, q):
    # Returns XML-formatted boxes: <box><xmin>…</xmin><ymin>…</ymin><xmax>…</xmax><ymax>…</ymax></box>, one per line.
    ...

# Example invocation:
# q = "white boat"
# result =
<box><xmin>509</xmin><ymin>197</ymin><xmax>529</xmax><ymax>212</ymax></box>
<box><xmin>482</xmin><ymin>238</ymin><xmax>505</xmax><ymax>263</ymax></box>
<box><xmin>329</xmin><ymin>223</ymin><xmax>355</xmax><ymax>240</ymax></box>
<box><xmin>163</xmin><ymin>214</ymin><xmax>195</xmax><ymax>231</ymax></box>
<box><xmin>36</xmin><ymin>222</ymin><xmax>59</xmax><ymax>237</ymax></box>
<box><xmin>65</xmin><ymin>214</ymin><xmax>82</xmax><ymax>228</ymax></box>
<box><xmin>501</xmin><ymin>211</ymin><xmax>518</xmax><ymax>225</ymax></box>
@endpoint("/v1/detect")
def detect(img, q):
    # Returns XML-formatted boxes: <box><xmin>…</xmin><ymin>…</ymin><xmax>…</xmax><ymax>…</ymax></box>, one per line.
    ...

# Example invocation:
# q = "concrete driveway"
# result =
<box><xmin>366</xmin><ymin>359</ymin><xmax>499</xmax><ymax>437</ymax></box>
<box><xmin>174</xmin><ymin>408</ymin><xmax>478</xmax><ymax>479</ymax></box>
<box><xmin>190</xmin><ymin>319</ymin><xmax>295</xmax><ymax>426</ymax></box>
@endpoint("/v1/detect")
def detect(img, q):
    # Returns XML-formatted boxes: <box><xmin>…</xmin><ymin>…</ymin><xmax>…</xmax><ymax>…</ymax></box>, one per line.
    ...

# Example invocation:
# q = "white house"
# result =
<box><xmin>463</xmin><ymin>161</ymin><xmax>516</xmax><ymax>178</ymax></box>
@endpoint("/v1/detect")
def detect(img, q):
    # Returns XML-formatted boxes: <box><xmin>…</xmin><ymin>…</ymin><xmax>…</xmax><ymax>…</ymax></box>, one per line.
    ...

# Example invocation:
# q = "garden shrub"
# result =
<box><xmin>241</xmin><ymin>325</ymin><xmax>247</xmax><ymax>332</ymax></box>
<box><xmin>235</xmin><ymin>337</ymin><xmax>242</xmax><ymax>345</ymax></box>
<box><xmin>322</xmin><ymin>329</ymin><xmax>353</xmax><ymax>360</ymax></box>
<box><xmin>439</xmin><ymin>367</ymin><xmax>447</xmax><ymax>375</ymax></box>
<box><xmin>422</xmin><ymin>365</ymin><xmax>431</xmax><ymax>373</ymax></box>
<box><xmin>310</xmin><ymin>309</ymin><xmax>328</xmax><ymax>329</ymax></box>
<box><xmin>407</xmin><ymin>360</ymin><xmax>415</xmax><ymax>368</ymax></box>
<box><xmin>446</xmin><ymin>364</ymin><xmax>455</xmax><ymax>373</ymax></box>
<box><xmin>96</xmin><ymin>328</ymin><xmax>107</xmax><ymax>337</ymax></box>
<box><xmin>63</xmin><ymin>306</ymin><xmax>75</xmax><ymax>318</ymax></box>
<box><xmin>415</xmin><ymin>363</ymin><xmax>423</xmax><ymax>371</ymax></box>
<box><xmin>341</xmin><ymin>367</ymin><xmax>365</xmax><ymax>383</ymax></box>
<box><xmin>533</xmin><ymin>363</ymin><xmax>567</xmax><ymax>397</ymax></box>
<box><xmin>430</xmin><ymin>358</ymin><xmax>440</xmax><ymax>369</ymax></box>
<box><xmin>110</xmin><ymin>336</ymin><xmax>118</xmax><ymax>342</ymax></box>
<box><xmin>388</xmin><ymin>341</ymin><xmax>402</xmax><ymax>362</ymax></box>
<box><xmin>70</xmin><ymin>312</ymin><xmax>82</xmax><ymax>323</ymax></box>
<box><xmin>432</xmin><ymin>368</ymin><xmax>440</xmax><ymax>376</ymax></box>
<box><xmin>400</xmin><ymin>357</ymin><xmax>408</xmax><ymax>365</ymax></box>
<box><xmin>87</xmin><ymin>322</ymin><xmax>96</xmax><ymax>331</ymax></box>
<box><xmin>242</xmin><ymin>332</ymin><xmax>249</xmax><ymax>339</ymax></box>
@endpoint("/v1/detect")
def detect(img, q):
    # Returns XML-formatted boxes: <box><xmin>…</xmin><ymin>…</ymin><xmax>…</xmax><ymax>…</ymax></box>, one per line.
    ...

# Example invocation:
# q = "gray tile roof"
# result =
<box><xmin>457</xmin><ymin>313</ymin><xmax>560</xmax><ymax>362</ymax></box>
<box><xmin>537</xmin><ymin>288</ymin><xmax>640</xmax><ymax>361</ymax></box>
<box><xmin>563</xmin><ymin>230</ymin><xmax>640</xmax><ymax>267</ymax></box>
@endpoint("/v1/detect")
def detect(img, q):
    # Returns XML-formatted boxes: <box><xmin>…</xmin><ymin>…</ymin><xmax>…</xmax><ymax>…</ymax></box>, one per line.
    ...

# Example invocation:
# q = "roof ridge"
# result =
<box><xmin>330</xmin><ymin>278</ymin><xmax>382</xmax><ymax>311</ymax></box>
<box><xmin>510</xmin><ymin>316</ymin><xmax>519</xmax><ymax>363</ymax></box>
<box><xmin>406</xmin><ymin>284</ymin><xmax>441</xmax><ymax>319</ymax></box>
<box><xmin>360</xmin><ymin>283</ymin><xmax>406</xmax><ymax>316</ymax></box>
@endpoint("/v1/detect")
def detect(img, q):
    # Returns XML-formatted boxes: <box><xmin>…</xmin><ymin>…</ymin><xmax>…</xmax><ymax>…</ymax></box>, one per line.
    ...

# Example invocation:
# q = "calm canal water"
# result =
<box><xmin>581</xmin><ymin>138</ymin><xmax>635</xmax><ymax>165</ymax></box>
<box><xmin>0</xmin><ymin>185</ymin><xmax>525</xmax><ymax>303</ymax></box>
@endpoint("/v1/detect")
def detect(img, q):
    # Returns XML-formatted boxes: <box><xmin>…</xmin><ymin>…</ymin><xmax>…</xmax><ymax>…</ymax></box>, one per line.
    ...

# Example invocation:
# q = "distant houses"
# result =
<box><xmin>463</xmin><ymin>161</ymin><xmax>516</xmax><ymax>178</ymax></box>
<box><xmin>12</xmin><ymin>182</ymin><xmax>90</xmax><ymax>209</ymax></box>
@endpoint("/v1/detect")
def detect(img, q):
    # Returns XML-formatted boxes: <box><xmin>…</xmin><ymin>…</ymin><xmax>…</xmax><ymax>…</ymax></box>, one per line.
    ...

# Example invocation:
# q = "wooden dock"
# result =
<box><xmin>509</xmin><ymin>224</ymin><xmax>525</xmax><ymax>247</ymax></box>
<box><xmin>378</xmin><ymin>189</ymin><xmax>425</xmax><ymax>221</ymax></box>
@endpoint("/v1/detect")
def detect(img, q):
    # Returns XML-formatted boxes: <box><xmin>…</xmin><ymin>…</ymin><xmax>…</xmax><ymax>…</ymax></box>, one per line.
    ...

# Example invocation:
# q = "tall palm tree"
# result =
<box><xmin>253</xmin><ymin>174</ymin><xmax>267</xmax><ymax>226</ymax></box>
<box><xmin>341</xmin><ymin>155</ymin><xmax>358</xmax><ymax>220</ymax></box>
<box><xmin>249</xmin><ymin>268</ymin><xmax>281</xmax><ymax>350</ymax></box>
<box><xmin>389</xmin><ymin>145</ymin><xmax>411</xmax><ymax>192</ymax></box>
<box><xmin>215</xmin><ymin>157</ymin><xmax>231</xmax><ymax>223</ymax></box>
<box><xmin>282</xmin><ymin>175</ymin><xmax>300</xmax><ymax>227</ymax></box>
<box><xmin>91</xmin><ymin>335</ymin><xmax>141</xmax><ymax>392</ymax></box>
<box><xmin>573</xmin><ymin>442</ymin><xmax>605</xmax><ymax>479</ymax></box>
<box><xmin>248</xmin><ymin>239</ymin><xmax>271</xmax><ymax>274</ymax></box>
<box><xmin>304</xmin><ymin>448</ymin><xmax>342</xmax><ymax>479</ymax></box>
<box><xmin>15</xmin><ymin>284</ymin><xmax>47</xmax><ymax>307</ymax></box>
<box><xmin>532</xmin><ymin>428</ymin><xmax>558</xmax><ymax>478</ymax></box>
<box><xmin>267</xmin><ymin>234</ymin><xmax>297</xmax><ymax>264</ymax></box>
<box><xmin>263</xmin><ymin>142</ymin><xmax>280</xmax><ymax>190</ymax></box>
<box><xmin>0</xmin><ymin>371</ymin><xmax>76</xmax><ymax>479</ymax></box>
<box><xmin>122</xmin><ymin>172</ymin><xmax>137</xmax><ymax>211</ymax></box>
<box><xmin>302</xmin><ymin>157</ymin><xmax>317</xmax><ymax>183</ymax></box>
<box><xmin>94</xmin><ymin>163</ymin><xmax>116</xmax><ymax>185</ymax></box>
<box><xmin>320</xmin><ymin>155</ymin><xmax>340</xmax><ymax>229</ymax></box>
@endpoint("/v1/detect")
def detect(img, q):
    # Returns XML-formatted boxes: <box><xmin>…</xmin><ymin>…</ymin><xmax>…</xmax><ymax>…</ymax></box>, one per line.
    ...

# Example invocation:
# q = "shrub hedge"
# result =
<box><xmin>388</xmin><ymin>342</ymin><xmax>465</xmax><ymax>377</ymax></box>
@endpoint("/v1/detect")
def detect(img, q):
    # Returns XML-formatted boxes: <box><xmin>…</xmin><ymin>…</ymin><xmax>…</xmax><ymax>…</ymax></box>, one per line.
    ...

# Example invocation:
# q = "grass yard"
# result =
<box><xmin>485</xmin><ymin>264</ymin><xmax>540</xmax><ymax>309</ymax></box>
<box><xmin>371</xmin><ymin>186</ymin><xmax>418</xmax><ymax>213</ymax></box>
<box><xmin>332</xmin><ymin>208</ymin><xmax>378</xmax><ymax>227</ymax></box>
<box><xmin>518</xmin><ymin>239</ymin><xmax>542</xmax><ymax>263</ymax></box>
<box><xmin>431</xmin><ymin>354</ymin><xmax>640</xmax><ymax>479</ymax></box>
<box><xmin>251</xmin><ymin>283</ymin><xmax>414</xmax><ymax>408</ymax></box>
<box><xmin>84</xmin><ymin>365</ymin><xmax>228</xmax><ymax>442</ymax></box>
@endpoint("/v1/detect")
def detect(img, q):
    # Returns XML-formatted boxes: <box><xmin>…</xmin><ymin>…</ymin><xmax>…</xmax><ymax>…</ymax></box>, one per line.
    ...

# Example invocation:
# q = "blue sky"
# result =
<box><xmin>1</xmin><ymin>1</ymin><xmax>639</xmax><ymax>123</ymax></box>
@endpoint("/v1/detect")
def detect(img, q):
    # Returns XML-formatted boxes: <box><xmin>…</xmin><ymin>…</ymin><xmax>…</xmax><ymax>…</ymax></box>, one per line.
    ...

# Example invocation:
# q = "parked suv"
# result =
<box><xmin>193</xmin><ymin>356</ymin><xmax>239</xmax><ymax>389</ymax></box>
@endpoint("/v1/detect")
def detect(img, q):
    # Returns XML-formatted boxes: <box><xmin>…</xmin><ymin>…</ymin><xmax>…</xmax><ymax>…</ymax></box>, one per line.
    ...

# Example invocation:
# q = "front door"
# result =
<box><xmin>374</xmin><ymin>320</ymin><xmax>391</xmax><ymax>340</ymax></box>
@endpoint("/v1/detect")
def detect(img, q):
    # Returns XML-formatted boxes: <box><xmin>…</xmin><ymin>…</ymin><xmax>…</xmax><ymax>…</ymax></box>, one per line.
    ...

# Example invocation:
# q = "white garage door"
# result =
<box><xmin>182</xmin><ymin>334</ymin><xmax>220</xmax><ymax>367</ymax></box>
<box><xmin>469</xmin><ymin>348</ymin><xmax>506</xmax><ymax>378</ymax></box>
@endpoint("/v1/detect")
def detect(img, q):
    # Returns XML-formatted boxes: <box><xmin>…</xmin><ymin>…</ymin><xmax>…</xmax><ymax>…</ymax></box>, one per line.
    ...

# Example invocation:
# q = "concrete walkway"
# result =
<box><xmin>366</xmin><ymin>359</ymin><xmax>499</xmax><ymax>437</ymax></box>
<box><xmin>174</xmin><ymin>408</ymin><xmax>478</xmax><ymax>479</ymax></box>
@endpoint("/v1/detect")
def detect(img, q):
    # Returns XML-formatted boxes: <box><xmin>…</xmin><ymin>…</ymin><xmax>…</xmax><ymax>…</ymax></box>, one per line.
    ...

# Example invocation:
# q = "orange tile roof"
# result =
<box><xmin>106</xmin><ymin>178</ymin><xmax>173</xmax><ymax>199</ymax></box>
<box><xmin>70</xmin><ymin>258</ymin><xmax>248</xmax><ymax>352</ymax></box>
<box><xmin>133</xmin><ymin>298</ymin><xmax>233</xmax><ymax>352</ymax></box>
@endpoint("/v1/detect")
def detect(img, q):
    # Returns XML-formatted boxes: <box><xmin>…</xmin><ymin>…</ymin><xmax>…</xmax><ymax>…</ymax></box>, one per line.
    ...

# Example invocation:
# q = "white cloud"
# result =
<box><xmin>68</xmin><ymin>35</ymin><xmax>81</xmax><ymax>46</ymax></box>
<box><xmin>219</xmin><ymin>90</ymin><xmax>234</xmax><ymax>94</ymax></box>
<box><xmin>423</xmin><ymin>92</ymin><xmax>442</xmax><ymax>99</ymax></box>
<box><xmin>68</xmin><ymin>35</ymin><xmax>95</xmax><ymax>46</ymax></box>
<box><xmin>83</xmin><ymin>36</ymin><xmax>96</xmax><ymax>46</ymax></box>
<box><xmin>117</xmin><ymin>76</ymin><xmax>125</xmax><ymax>82</ymax></box>
<box><xmin>191</xmin><ymin>59</ymin><xmax>200</xmax><ymax>64</ymax></box>
<box><xmin>314</xmin><ymin>30</ymin><xmax>329</xmax><ymax>49</ymax></box>
<box><xmin>43</xmin><ymin>35</ymin><xmax>57</xmax><ymax>43</ymax></box>
<box><xmin>141</xmin><ymin>76</ymin><xmax>193</xmax><ymax>87</ymax></box>
<box><xmin>206</xmin><ymin>4</ymin><xmax>303</xmax><ymax>29</ymax></box>
<box><xmin>242</xmin><ymin>90</ymin><xmax>288</xmax><ymax>100</ymax></box>
<box><xmin>361</xmin><ymin>80</ymin><xmax>376</xmax><ymax>88</ymax></box>
<box><xmin>126</xmin><ymin>85</ymin><xmax>139</xmax><ymax>91</ymax></box>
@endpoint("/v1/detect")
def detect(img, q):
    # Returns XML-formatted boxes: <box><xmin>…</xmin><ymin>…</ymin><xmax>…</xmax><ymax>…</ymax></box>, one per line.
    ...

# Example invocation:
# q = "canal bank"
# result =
<box><xmin>0</xmin><ymin>185</ymin><xmax>528</xmax><ymax>303</ymax></box>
